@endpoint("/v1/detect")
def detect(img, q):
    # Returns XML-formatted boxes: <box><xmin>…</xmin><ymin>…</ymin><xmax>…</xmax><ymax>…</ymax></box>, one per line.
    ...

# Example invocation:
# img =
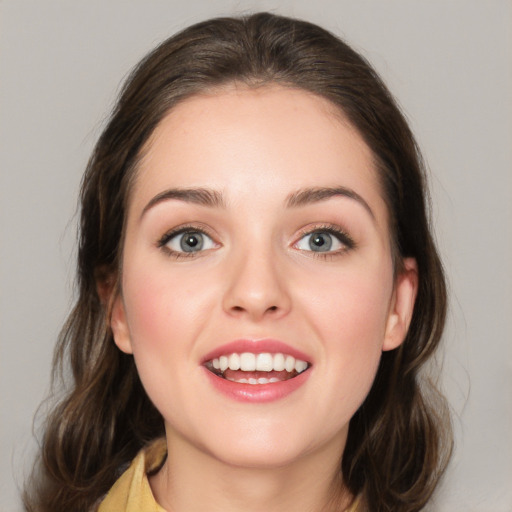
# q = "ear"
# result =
<box><xmin>95</xmin><ymin>264</ymin><xmax>115</xmax><ymax>306</ymax></box>
<box><xmin>382</xmin><ymin>257</ymin><xmax>418</xmax><ymax>351</ymax></box>
<box><xmin>110</xmin><ymin>293</ymin><xmax>134</xmax><ymax>354</ymax></box>
<box><xmin>95</xmin><ymin>265</ymin><xmax>133</xmax><ymax>354</ymax></box>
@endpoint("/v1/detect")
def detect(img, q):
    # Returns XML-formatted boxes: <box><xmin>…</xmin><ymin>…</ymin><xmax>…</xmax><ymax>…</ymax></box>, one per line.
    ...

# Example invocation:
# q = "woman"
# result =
<box><xmin>25</xmin><ymin>12</ymin><xmax>452</xmax><ymax>512</ymax></box>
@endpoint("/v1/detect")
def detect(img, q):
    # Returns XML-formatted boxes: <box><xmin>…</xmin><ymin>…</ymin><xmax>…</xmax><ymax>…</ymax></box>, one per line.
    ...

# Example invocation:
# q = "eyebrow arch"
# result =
<box><xmin>141</xmin><ymin>187</ymin><xmax>226</xmax><ymax>219</ymax></box>
<box><xmin>286</xmin><ymin>186</ymin><xmax>375</xmax><ymax>219</ymax></box>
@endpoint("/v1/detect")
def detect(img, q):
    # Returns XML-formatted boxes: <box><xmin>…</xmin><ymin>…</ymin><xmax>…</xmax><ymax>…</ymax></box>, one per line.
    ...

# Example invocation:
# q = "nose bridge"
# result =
<box><xmin>222</xmin><ymin>235</ymin><xmax>291</xmax><ymax>320</ymax></box>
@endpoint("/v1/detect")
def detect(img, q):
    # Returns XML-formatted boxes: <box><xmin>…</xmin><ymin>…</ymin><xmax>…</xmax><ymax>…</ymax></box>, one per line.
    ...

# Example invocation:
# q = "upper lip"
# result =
<box><xmin>200</xmin><ymin>339</ymin><xmax>312</xmax><ymax>365</ymax></box>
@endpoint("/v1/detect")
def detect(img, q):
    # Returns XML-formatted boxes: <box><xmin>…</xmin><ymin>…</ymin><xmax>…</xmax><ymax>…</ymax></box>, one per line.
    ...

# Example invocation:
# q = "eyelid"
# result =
<box><xmin>156</xmin><ymin>222</ymin><xmax>355</xmax><ymax>260</ymax></box>
<box><xmin>292</xmin><ymin>223</ymin><xmax>356</xmax><ymax>254</ymax></box>
<box><xmin>157</xmin><ymin>223</ymin><xmax>219</xmax><ymax>258</ymax></box>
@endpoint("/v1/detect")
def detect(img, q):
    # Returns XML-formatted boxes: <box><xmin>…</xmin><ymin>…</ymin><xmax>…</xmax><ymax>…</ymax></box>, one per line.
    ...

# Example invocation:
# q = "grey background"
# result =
<box><xmin>1</xmin><ymin>1</ymin><xmax>511</xmax><ymax>511</ymax></box>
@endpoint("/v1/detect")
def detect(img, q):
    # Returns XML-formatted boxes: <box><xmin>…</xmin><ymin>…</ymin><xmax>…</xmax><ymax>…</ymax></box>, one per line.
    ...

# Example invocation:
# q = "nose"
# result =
<box><xmin>222</xmin><ymin>245</ymin><xmax>292</xmax><ymax>321</ymax></box>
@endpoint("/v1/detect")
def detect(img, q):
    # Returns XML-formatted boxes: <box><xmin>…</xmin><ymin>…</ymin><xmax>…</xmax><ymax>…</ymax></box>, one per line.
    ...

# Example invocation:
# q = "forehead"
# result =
<box><xmin>131</xmin><ymin>85</ymin><xmax>388</xmax><ymax>223</ymax></box>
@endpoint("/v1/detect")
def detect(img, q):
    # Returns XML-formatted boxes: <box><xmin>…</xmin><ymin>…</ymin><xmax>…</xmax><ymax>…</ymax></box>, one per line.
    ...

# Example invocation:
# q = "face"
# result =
<box><xmin>111</xmin><ymin>86</ymin><xmax>417</xmax><ymax>470</ymax></box>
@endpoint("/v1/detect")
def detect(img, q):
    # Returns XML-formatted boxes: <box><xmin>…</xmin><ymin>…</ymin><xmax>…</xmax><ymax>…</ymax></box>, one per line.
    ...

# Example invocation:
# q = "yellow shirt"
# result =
<box><xmin>98</xmin><ymin>438</ymin><xmax>360</xmax><ymax>512</ymax></box>
<box><xmin>97</xmin><ymin>439</ymin><xmax>167</xmax><ymax>512</ymax></box>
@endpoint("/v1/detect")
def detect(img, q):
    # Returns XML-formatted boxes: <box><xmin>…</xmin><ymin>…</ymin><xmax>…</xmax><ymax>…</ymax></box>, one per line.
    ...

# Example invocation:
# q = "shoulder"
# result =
<box><xmin>97</xmin><ymin>438</ymin><xmax>167</xmax><ymax>512</ymax></box>
<box><xmin>345</xmin><ymin>494</ymin><xmax>363</xmax><ymax>512</ymax></box>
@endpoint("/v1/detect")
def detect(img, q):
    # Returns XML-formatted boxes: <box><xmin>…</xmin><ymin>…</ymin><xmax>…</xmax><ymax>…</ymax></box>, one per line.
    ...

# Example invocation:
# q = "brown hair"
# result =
<box><xmin>25</xmin><ymin>12</ymin><xmax>452</xmax><ymax>512</ymax></box>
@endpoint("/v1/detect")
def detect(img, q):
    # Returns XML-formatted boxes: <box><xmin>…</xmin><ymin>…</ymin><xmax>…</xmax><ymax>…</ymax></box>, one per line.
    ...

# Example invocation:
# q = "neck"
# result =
<box><xmin>150</xmin><ymin>429</ymin><xmax>352</xmax><ymax>512</ymax></box>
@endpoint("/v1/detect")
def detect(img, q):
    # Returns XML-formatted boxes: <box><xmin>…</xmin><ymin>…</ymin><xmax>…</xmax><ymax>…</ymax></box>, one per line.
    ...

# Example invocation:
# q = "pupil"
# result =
<box><xmin>310</xmin><ymin>232</ymin><xmax>332</xmax><ymax>252</ymax></box>
<box><xmin>181</xmin><ymin>232</ymin><xmax>203</xmax><ymax>252</ymax></box>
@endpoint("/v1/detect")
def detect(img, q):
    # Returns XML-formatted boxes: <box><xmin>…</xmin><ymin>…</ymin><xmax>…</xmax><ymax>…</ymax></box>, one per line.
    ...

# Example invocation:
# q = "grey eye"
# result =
<box><xmin>166</xmin><ymin>231</ymin><xmax>215</xmax><ymax>253</ymax></box>
<box><xmin>296</xmin><ymin>231</ymin><xmax>344</xmax><ymax>253</ymax></box>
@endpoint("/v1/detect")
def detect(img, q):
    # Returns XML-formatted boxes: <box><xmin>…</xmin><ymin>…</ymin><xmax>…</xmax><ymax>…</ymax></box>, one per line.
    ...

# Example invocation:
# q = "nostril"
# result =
<box><xmin>229</xmin><ymin>304</ymin><xmax>279</xmax><ymax>315</ymax></box>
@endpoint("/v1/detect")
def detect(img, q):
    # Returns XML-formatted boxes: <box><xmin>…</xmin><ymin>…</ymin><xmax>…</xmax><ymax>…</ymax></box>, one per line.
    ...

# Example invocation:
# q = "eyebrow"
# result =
<box><xmin>286</xmin><ymin>186</ymin><xmax>375</xmax><ymax>219</ymax></box>
<box><xmin>141</xmin><ymin>185</ymin><xmax>374</xmax><ymax>220</ymax></box>
<box><xmin>141</xmin><ymin>187</ymin><xmax>226</xmax><ymax>218</ymax></box>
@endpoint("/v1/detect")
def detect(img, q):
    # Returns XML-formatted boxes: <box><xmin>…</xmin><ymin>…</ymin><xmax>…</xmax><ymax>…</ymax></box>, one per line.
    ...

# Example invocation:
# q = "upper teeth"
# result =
<box><xmin>211</xmin><ymin>352</ymin><xmax>308</xmax><ymax>373</ymax></box>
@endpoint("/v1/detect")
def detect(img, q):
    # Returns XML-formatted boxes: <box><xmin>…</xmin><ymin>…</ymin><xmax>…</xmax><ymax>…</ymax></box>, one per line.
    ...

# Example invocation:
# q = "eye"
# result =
<box><xmin>295</xmin><ymin>228</ymin><xmax>354</xmax><ymax>254</ymax></box>
<box><xmin>159</xmin><ymin>229</ymin><xmax>216</xmax><ymax>255</ymax></box>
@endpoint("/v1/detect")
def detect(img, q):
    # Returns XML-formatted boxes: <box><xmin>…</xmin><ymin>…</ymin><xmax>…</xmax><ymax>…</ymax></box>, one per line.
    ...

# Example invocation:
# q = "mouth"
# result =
<box><xmin>204</xmin><ymin>352</ymin><xmax>310</xmax><ymax>384</ymax></box>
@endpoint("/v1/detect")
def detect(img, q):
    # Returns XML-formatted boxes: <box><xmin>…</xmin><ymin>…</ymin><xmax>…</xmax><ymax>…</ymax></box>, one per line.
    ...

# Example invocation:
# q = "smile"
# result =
<box><xmin>201</xmin><ymin>339</ymin><xmax>312</xmax><ymax>402</ymax></box>
<box><xmin>205</xmin><ymin>352</ymin><xmax>309</xmax><ymax>384</ymax></box>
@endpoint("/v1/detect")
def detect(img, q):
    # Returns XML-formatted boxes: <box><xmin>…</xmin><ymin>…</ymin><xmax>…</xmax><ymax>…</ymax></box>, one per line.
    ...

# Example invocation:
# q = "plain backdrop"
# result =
<box><xmin>1</xmin><ymin>1</ymin><xmax>511</xmax><ymax>511</ymax></box>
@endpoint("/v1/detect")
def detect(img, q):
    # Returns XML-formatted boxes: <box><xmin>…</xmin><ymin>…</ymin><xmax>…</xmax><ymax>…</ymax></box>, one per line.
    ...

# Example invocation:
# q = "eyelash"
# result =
<box><xmin>156</xmin><ymin>223</ymin><xmax>356</xmax><ymax>260</ymax></box>
<box><xmin>293</xmin><ymin>223</ymin><xmax>356</xmax><ymax>260</ymax></box>
<box><xmin>157</xmin><ymin>224</ymin><xmax>218</xmax><ymax>260</ymax></box>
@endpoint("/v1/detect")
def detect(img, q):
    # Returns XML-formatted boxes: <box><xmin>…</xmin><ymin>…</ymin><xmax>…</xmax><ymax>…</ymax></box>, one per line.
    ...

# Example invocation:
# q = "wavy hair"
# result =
<box><xmin>25</xmin><ymin>12</ymin><xmax>452</xmax><ymax>512</ymax></box>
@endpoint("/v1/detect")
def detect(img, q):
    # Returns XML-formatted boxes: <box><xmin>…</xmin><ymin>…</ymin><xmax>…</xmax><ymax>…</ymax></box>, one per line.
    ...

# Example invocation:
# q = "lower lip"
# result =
<box><xmin>203</xmin><ymin>367</ymin><xmax>311</xmax><ymax>403</ymax></box>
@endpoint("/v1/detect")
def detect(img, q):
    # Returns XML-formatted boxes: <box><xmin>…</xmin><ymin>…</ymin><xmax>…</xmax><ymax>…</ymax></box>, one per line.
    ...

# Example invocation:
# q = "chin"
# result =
<box><xmin>195</xmin><ymin>417</ymin><xmax>340</xmax><ymax>470</ymax></box>
<box><xmin>209</xmin><ymin>440</ymin><xmax>308</xmax><ymax>470</ymax></box>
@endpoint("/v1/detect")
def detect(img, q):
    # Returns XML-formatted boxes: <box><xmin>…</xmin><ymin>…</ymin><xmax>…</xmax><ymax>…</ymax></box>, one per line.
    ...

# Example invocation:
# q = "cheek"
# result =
<box><xmin>123</xmin><ymin>271</ymin><xmax>174</xmax><ymax>348</ymax></box>
<box><xmin>122</xmin><ymin>257</ymin><xmax>212</xmax><ymax>349</ymax></box>
<box><xmin>306</xmin><ymin>265</ymin><xmax>392</xmax><ymax>344</ymax></box>
<box><xmin>299</xmin><ymin>263</ymin><xmax>393</xmax><ymax>401</ymax></box>
<box><xmin>120</xmin><ymin>260</ymin><xmax>208</xmax><ymax>411</ymax></box>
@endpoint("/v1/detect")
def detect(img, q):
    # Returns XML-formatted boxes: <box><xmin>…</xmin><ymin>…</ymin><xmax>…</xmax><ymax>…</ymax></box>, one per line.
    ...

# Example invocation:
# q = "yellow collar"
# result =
<box><xmin>98</xmin><ymin>438</ymin><xmax>360</xmax><ymax>512</ymax></box>
<box><xmin>98</xmin><ymin>438</ymin><xmax>167</xmax><ymax>512</ymax></box>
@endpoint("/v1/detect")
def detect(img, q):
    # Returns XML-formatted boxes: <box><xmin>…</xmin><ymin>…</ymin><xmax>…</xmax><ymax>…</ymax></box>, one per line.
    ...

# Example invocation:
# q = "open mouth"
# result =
<box><xmin>204</xmin><ymin>352</ymin><xmax>310</xmax><ymax>384</ymax></box>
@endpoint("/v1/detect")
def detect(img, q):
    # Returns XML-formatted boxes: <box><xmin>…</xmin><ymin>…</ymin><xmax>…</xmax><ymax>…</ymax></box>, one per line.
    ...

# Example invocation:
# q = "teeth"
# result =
<box><xmin>219</xmin><ymin>355</ymin><xmax>229</xmax><ymax>371</ymax></box>
<box><xmin>225</xmin><ymin>376</ymin><xmax>282</xmax><ymax>384</ymax></box>
<box><xmin>273</xmin><ymin>353</ymin><xmax>285</xmax><ymax>371</ymax></box>
<box><xmin>295</xmin><ymin>360</ymin><xmax>308</xmax><ymax>373</ymax></box>
<box><xmin>285</xmin><ymin>355</ymin><xmax>295</xmax><ymax>373</ymax></box>
<box><xmin>210</xmin><ymin>352</ymin><xmax>309</xmax><ymax>374</ymax></box>
<box><xmin>256</xmin><ymin>353</ymin><xmax>273</xmax><ymax>371</ymax></box>
<box><xmin>228</xmin><ymin>353</ymin><xmax>240</xmax><ymax>370</ymax></box>
<box><xmin>240</xmin><ymin>353</ymin><xmax>256</xmax><ymax>371</ymax></box>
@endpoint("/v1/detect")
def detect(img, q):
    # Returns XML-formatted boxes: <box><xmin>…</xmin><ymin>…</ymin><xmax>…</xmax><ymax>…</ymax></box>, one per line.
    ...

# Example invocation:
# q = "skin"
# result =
<box><xmin>111</xmin><ymin>85</ymin><xmax>418</xmax><ymax>512</ymax></box>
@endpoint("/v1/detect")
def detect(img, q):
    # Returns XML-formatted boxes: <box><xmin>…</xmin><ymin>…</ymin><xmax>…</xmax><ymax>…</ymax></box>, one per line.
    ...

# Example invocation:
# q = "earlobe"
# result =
<box><xmin>95</xmin><ymin>267</ymin><xmax>133</xmax><ymax>354</ymax></box>
<box><xmin>110</xmin><ymin>294</ymin><xmax>133</xmax><ymax>354</ymax></box>
<box><xmin>382</xmin><ymin>257</ymin><xmax>418</xmax><ymax>352</ymax></box>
